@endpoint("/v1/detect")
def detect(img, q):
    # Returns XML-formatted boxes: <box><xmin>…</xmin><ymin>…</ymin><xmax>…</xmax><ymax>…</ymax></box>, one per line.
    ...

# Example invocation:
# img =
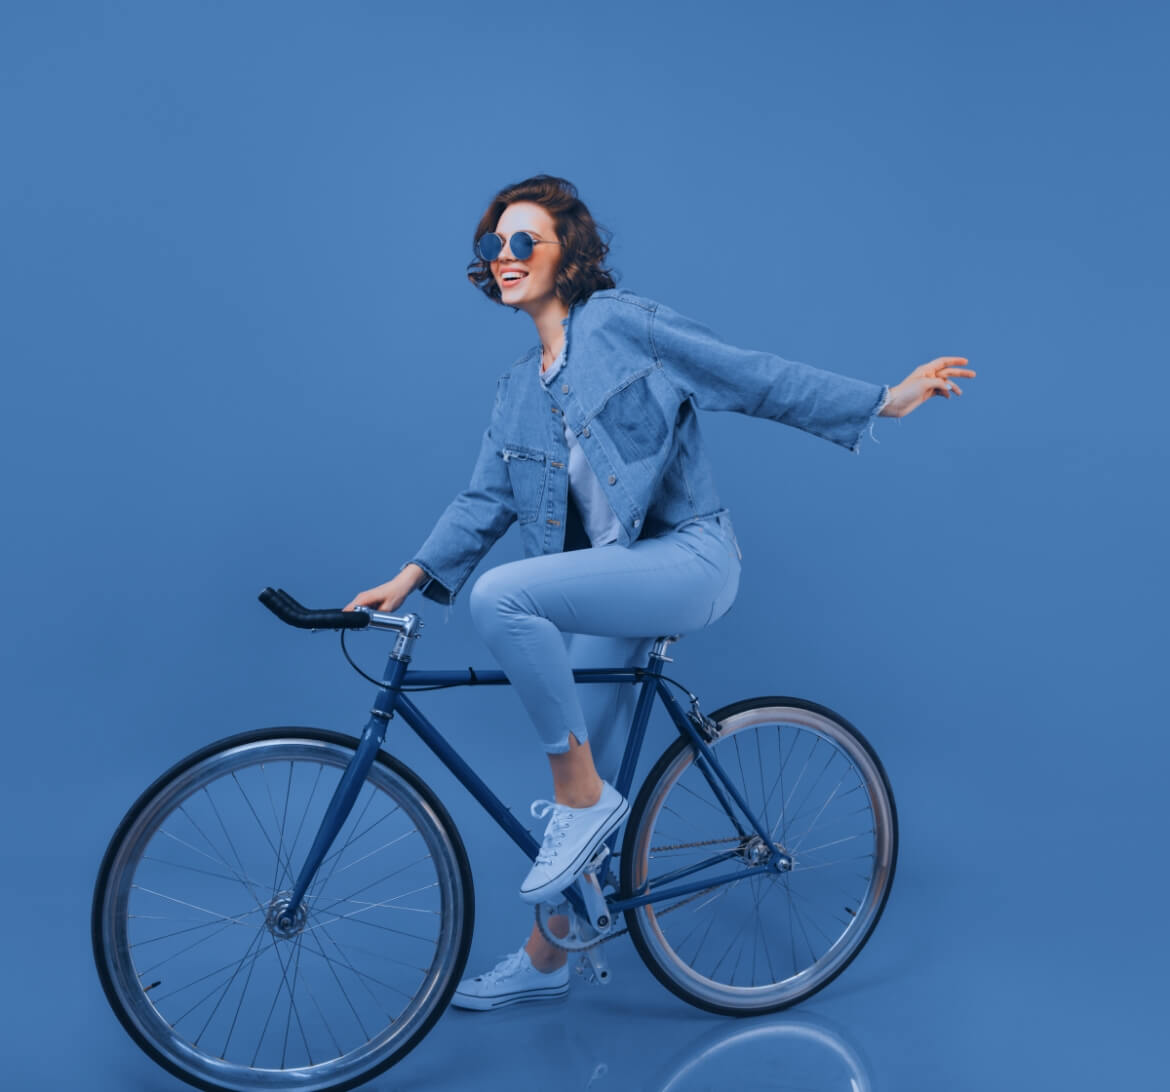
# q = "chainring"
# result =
<box><xmin>534</xmin><ymin>898</ymin><xmax>616</xmax><ymax>951</ymax></box>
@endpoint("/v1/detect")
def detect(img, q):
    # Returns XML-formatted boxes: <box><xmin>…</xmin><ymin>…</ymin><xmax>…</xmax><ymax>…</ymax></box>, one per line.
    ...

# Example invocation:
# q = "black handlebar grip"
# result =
<box><xmin>258</xmin><ymin>587</ymin><xmax>371</xmax><ymax>630</ymax></box>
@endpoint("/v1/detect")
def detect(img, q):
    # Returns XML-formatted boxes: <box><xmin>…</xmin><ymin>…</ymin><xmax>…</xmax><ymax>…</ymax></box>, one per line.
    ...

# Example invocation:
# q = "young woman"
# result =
<box><xmin>346</xmin><ymin>174</ymin><xmax>973</xmax><ymax>1010</ymax></box>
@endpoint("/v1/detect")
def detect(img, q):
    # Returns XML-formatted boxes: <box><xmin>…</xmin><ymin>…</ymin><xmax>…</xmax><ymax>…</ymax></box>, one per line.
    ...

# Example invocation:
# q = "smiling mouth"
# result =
<box><xmin>500</xmin><ymin>272</ymin><xmax>528</xmax><ymax>285</ymax></box>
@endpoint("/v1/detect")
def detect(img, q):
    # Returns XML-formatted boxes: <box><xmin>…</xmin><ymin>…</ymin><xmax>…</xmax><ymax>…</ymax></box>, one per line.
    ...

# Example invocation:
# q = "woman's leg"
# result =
<box><xmin>456</xmin><ymin>519</ymin><xmax>740</xmax><ymax>997</ymax></box>
<box><xmin>468</xmin><ymin>523</ymin><xmax>738</xmax><ymax>767</ymax></box>
<box><xmin>523</xmin><ymin>632</ymin><xmax>652</xmax><ymax>971</ymax></box>
<box><xmin>564</xmin><ymin>632</ymin><xmax>655</xmax><ymax>786</ymax></box>
<box><xmin>470</xmin><ymin>522</ymin><xmax>739</xmax><ymax>901</ymax></box>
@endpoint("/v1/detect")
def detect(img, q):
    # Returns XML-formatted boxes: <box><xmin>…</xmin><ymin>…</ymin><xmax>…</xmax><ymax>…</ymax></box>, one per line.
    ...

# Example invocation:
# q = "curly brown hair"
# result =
<box><xmin>467</xmin><ymin>174</ymin><xmax>618</xmax><ymax>309</ymax></box>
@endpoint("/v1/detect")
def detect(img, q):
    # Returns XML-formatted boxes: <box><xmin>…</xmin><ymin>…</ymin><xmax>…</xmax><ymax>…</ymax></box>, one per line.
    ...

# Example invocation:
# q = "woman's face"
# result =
<box><xmin>491</xmin><ymin>202</ymin><xmax>562</xmax><ymax>313</ymax></box>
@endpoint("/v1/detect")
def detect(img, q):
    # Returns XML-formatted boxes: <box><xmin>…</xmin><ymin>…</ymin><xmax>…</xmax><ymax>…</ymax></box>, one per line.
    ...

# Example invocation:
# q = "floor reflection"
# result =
<box><xmin>435</xmin><ymin>994</ymin><xmax>873</xmax><ymax>1092</ymax></box>
<box><xmin>649</xmin><ymin>1014</ymin><xmax>872</xmax><ymax>1092</ymax></box>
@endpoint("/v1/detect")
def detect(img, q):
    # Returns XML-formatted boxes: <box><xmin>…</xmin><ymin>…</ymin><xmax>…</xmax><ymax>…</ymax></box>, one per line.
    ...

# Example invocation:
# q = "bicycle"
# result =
<box><xmin>92</xmin><ymin>587</ymin><xmax>898</xmax><ymax>1092</ymax></box>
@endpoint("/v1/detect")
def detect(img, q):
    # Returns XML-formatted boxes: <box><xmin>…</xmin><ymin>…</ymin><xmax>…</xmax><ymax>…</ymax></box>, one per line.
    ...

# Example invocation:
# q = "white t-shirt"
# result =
<box><xmin>540</xmin><ymin>350</ymin><xmax>621</xmax><ymax>547</ymax></box>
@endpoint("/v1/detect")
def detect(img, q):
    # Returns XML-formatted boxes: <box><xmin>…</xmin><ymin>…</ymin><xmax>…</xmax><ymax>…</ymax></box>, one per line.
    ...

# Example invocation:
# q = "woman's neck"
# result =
<box><xmin>529</xmin><ymin>298</ymin><xmax>569</xmax><ymax>372</ymax></box>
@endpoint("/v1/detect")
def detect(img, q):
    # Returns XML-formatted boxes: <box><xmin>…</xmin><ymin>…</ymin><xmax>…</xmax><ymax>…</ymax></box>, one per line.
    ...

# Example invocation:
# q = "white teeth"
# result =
<box><xmin>502</xmin><ymin>272</ymin><xmax>526</xmax><ymax>281</ymax></box>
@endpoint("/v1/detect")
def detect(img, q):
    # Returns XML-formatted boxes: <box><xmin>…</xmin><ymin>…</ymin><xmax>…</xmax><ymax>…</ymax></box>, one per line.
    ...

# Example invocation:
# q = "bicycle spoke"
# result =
<box><xmin>261</xmin><ymin>759</ymin><xmax>297</xmax><ymax>893</ymax></box>
<box><xmin>232</xmin><ymin>771</ymin><xmax>294</xmax><ymax>891</ymax></box>
<box><xmin>309</xmin><ymin>855</ymin><xmax>436</xmax><ymax>923</ymax></box>
<box><xmin>155</xmin><ymin>827</ymin><xmax>266</xmax><ymax>889</ymax></box>
<box><xmin>180</xmin><ymin>799</ymin><xmax>266</xmax><ymax>908</ymax></box>
<box><xmin>142</xmin><ymin>853</ymin><xmax>260</xmax><ymax>887</ymax></box>
<box><xmin>169</xmin><ymin>925</ymin><xmax>266</xmax><ymax>1033</ymax></box>
<box><xmin>314</xmin><ymin>880</ymin><xmax>441</xmax><ymax>920</ymax></box>
<box><xmin>137</xmin><ymin>915</ymin><xmax>259</xmax><ymax>978</ymax></box>
<box><xmin>297</xmin><ymin>927</ymin><xmax>374</xmax><ymax>1041</ymax></box>
<box><xmin>221</xmin><ymin>918</ymin><xmax>269</xmax><ymax>1060</ymax></box>
<box><xmin>785</xmin><ymin>770</ymin><xmax>851</xmax><ymax>852</ymax></box>
<box><xmin>146</xmin><ymin>927</ymin><xmax>264</xmax><ymax>1005</ymax></box>
<box><xmin>754</xmin><ymin>729</ymin><xmax>770</xmax><ymax>837</ymax></box>
<box><xmin>130</xmin><ymin>907</ymin><xmax>262</xmax><ymax>953</ymax></box>
<box><xmin>673</xmin><ymin>778</ymin><xmax>737</xmax><ymax>821</ymax></box>
<box><xmin>131</xmin><ymin>885</ymin><xmax>259</xmax><ymax>926</ymax></box>
<box><xmin>280</xmin><ymin>937</ymin><xmax>313</xmax><ymax>1070</ymax></box>
<box><xmin>308</xmin><ymin>924</ymin><xmax>418</xmax><ymax>1005</ymax></box>
<box><xmin>331</xmin><ymin>828</ymin><xmax>419</xmax><ymax>877</ymax></box>
<box><xmin>283</xmin><ymin>762</ymin><xmax>326</xmax><ymax>890</ymax></box>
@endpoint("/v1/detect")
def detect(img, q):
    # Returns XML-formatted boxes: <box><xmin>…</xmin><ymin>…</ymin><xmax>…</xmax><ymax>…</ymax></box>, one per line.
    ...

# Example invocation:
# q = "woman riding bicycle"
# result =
<box><xmin>345</xmin><ymin>173</ymin><xmax>972</xmax><ymax>1009</ymax></box>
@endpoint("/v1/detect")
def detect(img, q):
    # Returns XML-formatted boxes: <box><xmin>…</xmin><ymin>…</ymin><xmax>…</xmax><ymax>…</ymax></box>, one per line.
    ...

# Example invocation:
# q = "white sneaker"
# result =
<box><xmin>519</xmin><ymin>782</ymin><xmax>628</xmax><ymax>904</ymax></box>
<box><xmin>450</xmin><ymin>946</ymin><xmax>569</xmax><ymax>1011</ymax></box>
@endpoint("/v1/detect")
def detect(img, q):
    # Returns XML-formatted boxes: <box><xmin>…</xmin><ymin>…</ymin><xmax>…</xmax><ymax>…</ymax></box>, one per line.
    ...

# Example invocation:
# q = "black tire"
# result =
<box><xmin>92</xmin><ymin>728</ymin><xmax>474</xmax><ymax>1092</ymax></box>
<box><xmin>621</xmin><ymin>697</ymin><xmax>897</xmax><ymax>1016</ymax></box>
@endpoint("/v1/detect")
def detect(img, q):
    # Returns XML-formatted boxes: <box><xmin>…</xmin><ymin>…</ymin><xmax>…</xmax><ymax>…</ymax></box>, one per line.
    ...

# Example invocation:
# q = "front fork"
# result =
<box><xmin>276</xmin><ymin>655</ymin><xmax>408</xmax><ymax>929</ymax></box>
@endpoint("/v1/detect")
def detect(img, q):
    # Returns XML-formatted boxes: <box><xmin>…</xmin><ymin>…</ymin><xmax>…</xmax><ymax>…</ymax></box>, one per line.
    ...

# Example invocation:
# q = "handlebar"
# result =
<box><xmin>258</xmin><ymin>588</ymin><xmax>422</xmax><ymax>637</ymax></box>
<box><xmin>258</xmin><ymin>587</ymin><xmax>371</xmax><ymax>631</ymax></box>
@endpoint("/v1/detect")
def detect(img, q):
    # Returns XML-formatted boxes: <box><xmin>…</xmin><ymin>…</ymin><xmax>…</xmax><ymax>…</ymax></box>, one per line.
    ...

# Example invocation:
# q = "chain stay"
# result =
<box><xmin>535</xmin><ymin>847</ymin><xmax>741</xmax><ymax>953</ymax></box>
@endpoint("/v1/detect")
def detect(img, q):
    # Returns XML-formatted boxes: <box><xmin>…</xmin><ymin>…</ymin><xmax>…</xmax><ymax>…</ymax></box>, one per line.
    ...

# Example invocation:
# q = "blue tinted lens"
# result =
<box><xmin>476</xmin><ymin>233</ymin><xmax>503</xmax><ymax>261</ymax></box>
<box><xmin>510</xmin><ymin>231</ymin><xmax>535</xmax><ymax>260</ymax></box>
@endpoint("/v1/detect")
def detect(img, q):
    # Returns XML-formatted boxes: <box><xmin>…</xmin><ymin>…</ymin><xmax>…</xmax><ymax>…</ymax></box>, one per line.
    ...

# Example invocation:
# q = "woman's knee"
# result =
<box><xmin>468</xmin><ymin>564</ymin><xmax>527</xmax><ymax>635</ymax></box>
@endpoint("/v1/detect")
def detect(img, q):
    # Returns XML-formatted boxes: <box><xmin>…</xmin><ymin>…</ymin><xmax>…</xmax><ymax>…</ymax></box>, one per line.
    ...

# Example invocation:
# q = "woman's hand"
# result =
<box><xmin>344</xmin><ymin>564</ymin><xmax>425</xmax><ymax>613</ymax></box>
<box><xmin>880</xmin><ymin>357</ymin><xmax>975</xmax><ymax>418</ymax></box>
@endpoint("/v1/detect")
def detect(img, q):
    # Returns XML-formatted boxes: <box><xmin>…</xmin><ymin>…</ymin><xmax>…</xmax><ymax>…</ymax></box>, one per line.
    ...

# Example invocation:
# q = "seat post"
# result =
<box><xmin>649</xmin><ymin>635</ymin><xmax>679</xmax><ymax>663</ymax></box>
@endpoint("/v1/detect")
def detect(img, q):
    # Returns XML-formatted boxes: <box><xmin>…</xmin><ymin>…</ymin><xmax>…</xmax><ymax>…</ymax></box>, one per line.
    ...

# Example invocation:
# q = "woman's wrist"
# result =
<box><xmin>398</xmin><ymin>563</ymin><xmax>426</xmax><ymax>590</ymax></box>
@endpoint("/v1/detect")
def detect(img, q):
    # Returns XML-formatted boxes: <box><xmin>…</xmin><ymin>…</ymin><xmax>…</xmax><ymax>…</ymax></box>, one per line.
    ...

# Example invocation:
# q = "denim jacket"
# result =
<box><xmin>408</xmin><ymin>289</ymin><xmax>888</xmax><ymax>605</ymax></box>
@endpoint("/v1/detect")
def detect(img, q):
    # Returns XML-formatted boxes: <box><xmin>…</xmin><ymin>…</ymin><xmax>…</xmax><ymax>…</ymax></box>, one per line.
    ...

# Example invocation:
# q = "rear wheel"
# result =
<box><xmin>621</xmin><ymin>698</ymin><xmax>897</xmax><ymax>1015</ymax></box>
<box><xmin>92</xmin><ymin>728</ymin><xmax>474</xmax><ymax>1092</ymax></box>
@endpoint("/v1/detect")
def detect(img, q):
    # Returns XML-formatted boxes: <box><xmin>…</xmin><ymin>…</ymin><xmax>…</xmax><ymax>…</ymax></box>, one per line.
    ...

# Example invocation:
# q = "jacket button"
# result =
<box><xmin>633</xmin><ymin>518</ymin><xmax>640</xmax><ymax>527</ymax></box>
<box><xmin>608</xmin><ymin>474</ymin><xmax>617</xmax><ymax>485</ymax></box>
<box><xmin>582</xmin><ymin>427</ymin><xmax>590</xmax><ymax>438</ymax></box>
<box><xmin>561</xmin><ymin>384</ymin><xmax>569</xmax><ymax>394</ymax></box>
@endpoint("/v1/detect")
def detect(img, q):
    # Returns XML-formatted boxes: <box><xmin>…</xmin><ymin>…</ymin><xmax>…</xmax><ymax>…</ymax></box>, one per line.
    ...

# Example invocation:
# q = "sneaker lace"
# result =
<box><xmin>480</xmin><ymin>947</ymin><xmax>527</xmax><ymax>984</ymax></box>
<box><xmin>530</xmin><ymin>799</ymin><xmax>573</xmax><ymax>867</ymax></box>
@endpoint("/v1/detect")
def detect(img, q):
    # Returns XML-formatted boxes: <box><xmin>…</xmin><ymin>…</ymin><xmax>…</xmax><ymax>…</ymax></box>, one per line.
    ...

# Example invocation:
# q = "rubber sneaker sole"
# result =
<box><xmin>450</xmin><ymin>981</ymin><xmax>570</xmax><ymax>1011</ymax></box>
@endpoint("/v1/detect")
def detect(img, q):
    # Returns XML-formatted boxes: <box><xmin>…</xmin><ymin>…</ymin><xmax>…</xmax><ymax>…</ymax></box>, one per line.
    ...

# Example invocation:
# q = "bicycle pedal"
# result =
<box><xmin>583</xmin><ymin>843</ymin><xmax>611</xmax><ymax>873</ymax></box>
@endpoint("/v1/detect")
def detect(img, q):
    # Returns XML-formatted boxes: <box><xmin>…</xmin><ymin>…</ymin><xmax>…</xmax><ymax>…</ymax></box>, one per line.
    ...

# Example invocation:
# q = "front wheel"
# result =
<box><xmin>92</xmin><ymin>728</ymin><xmax>474</xmax><ymax>1092</ymax></box>
<box><xmin>621</xmin><ymin>698</ymin><xmax>897</xmax><ymax>1016</ymax></box>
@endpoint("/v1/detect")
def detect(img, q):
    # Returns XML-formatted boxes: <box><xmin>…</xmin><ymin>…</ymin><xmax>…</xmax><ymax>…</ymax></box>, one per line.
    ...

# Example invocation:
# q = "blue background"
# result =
<box><xmin>3</xmin><ymin>2</ymin><xmax>1166</xmax><ymax>1088</ymax></box>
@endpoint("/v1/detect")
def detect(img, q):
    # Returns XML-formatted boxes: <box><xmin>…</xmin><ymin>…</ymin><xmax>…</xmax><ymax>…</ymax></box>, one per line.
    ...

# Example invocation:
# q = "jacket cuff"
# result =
<box><xmin>853</xmin><ymin>384</ymin><xmax>892</xmax><ymax>453</ymax></box>
<box><xmin>404</xmin><ymin>558</ymin><xmax>456</xmax><ymax>606</ymax></box>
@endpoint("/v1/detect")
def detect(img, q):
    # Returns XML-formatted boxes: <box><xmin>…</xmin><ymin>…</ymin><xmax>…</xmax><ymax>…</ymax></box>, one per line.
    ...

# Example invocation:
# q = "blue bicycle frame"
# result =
<box><xmin>276</xmin><ymin>629</ymin><xmax>788</xmax><ymax>931</ymax></box>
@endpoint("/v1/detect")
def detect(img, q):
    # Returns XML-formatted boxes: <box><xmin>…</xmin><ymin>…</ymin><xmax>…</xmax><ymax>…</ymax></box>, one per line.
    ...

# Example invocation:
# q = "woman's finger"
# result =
<box><xmin>917</xmin><ymin>357</ymin><xmax>969</xmax><ymax>379</ymax></box>
<box><xmin>344</xmin><ymin>590</ymin><xmax>374</xmax><ymax>611</ymax></box>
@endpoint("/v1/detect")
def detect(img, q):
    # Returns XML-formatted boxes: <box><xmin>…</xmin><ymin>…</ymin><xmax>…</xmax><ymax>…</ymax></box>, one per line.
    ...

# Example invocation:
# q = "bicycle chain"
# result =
<box><xmin>535</xmin><ymin>836</ymin><xmax>744</xmax><ymax>952</ymax></box>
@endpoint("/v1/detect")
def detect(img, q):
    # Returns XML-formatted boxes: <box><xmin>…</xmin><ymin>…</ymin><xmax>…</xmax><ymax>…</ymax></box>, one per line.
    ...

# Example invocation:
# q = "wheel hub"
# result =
<box><xmin>740</xmin><ymin>835</ymin><xmax>793</xmax><ymax>871</ymax></box>
<box><xmin>265</xmin><ymin>892</ymin><xmax>308</xmax><ymax>938</ymax></box>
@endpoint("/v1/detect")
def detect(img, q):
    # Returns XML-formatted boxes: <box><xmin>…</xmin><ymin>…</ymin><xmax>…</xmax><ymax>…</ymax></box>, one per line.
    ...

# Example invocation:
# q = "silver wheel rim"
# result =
<box><xmin>629</xmin><ymin>706</ymin><xmax>895</xmax><ymax>1011</ymax></box>
<box><xmin>97</xmin><ymin>738</ymin><xmax>464</xmax><ymax>1092</ymax></box>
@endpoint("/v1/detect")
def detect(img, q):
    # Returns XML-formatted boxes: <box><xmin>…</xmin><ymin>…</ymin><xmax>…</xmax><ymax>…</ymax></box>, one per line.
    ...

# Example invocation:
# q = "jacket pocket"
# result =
<box><xmin>594</xmin><ymin>372</ymin><xmax>668</xmax><ymax>463</ymax></box>
<box><xmin>500</xmin><ymin>445</ymin><xmax>548</xmax><ymax>525</ymax></box>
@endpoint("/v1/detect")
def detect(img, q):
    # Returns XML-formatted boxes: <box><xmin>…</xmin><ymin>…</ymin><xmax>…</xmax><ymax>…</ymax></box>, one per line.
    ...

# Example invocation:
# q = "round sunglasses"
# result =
<box><xmin>475</xmin><ymin>230</ymin><xmax>561</xmax><ymax>263</ymax></box>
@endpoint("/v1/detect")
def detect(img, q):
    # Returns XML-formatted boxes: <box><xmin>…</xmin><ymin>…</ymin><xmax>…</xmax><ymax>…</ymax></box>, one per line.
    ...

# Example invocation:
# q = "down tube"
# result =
<box><xmin>392</xmin><ymin>693</ymin><xmax>542</xmax><ymax>861</ymax></box>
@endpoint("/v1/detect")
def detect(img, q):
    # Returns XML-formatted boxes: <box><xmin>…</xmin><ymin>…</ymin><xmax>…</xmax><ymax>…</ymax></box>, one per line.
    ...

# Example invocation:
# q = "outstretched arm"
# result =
<box><xmin>880</xmin><ymin>357</ymin><xmax>975</xmax><ymax>417</ymax></box>
<box><xmin>647</xmin><ymin>299</ymin><xmax>889</xmax><ymax>453</ymax></box>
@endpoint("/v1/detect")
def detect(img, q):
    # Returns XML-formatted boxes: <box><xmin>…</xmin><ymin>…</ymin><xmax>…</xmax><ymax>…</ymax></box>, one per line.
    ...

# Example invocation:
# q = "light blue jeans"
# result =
<box><xmin>468</xmin><ymin>512</ymin><xmax>742</xmax><ymax>765</ymax></box>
